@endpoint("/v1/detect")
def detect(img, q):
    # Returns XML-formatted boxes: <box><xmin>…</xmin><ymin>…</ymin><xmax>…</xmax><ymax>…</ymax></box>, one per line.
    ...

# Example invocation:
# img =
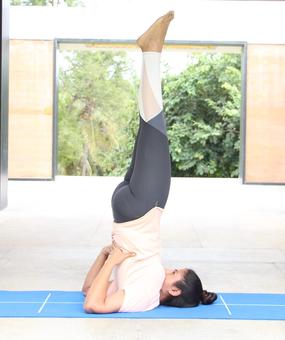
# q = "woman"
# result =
<box><xmin>82</xmin><ymin>11</ymin><xmax>217</xmax><ymax>314</ymax></box>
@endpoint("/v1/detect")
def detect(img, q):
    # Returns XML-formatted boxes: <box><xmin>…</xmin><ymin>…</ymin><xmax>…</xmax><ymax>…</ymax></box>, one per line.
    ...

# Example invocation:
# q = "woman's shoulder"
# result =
<box><xmin>134</xmin><ymin>260</ymin><xmax>165</xmax><ymax>292</ymax></box>
<box><xmin>118</xmin><ymin>278</ymin><xmax>162</xmax><ymax>313</ymax></box>
<box><xmin>118</xmin><ymin>262</ymin><xmax>165</xmax><ymax>312</ymax></box>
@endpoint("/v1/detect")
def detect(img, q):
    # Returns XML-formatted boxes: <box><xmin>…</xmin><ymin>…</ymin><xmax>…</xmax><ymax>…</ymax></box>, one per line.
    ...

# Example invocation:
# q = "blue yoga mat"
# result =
<box><xmin>0</xmin><ymin>290</ymin><xmax>285</xmax><ymax>320</ymax></box>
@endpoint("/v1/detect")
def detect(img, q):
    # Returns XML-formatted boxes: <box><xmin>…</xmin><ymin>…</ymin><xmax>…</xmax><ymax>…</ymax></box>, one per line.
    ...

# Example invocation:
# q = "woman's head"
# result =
<box><xmin>160</xmin><ymin>267</ymin><xmax>217</xmax><ymax>307</ymax></box>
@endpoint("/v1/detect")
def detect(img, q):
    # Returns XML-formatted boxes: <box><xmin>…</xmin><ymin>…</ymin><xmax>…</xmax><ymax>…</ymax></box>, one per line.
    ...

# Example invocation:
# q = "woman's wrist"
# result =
<box><xmin>100</xmin><ymin>245</ymin><xmax>113</xmax><ymax>258</ymax></box>
<box><xmin>100</xmin><ymin>250</ymin><xmax>108</xmax><ymax>258</ymax></box>
<box><xmin>105</xmin><ymin>256</ymin><xmax>117</xmax><ymax>267</ymax></box>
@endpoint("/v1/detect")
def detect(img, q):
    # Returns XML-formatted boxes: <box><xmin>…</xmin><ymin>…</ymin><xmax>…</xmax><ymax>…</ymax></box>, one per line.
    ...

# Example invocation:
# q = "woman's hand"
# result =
<box><xmin>107</xmin><ymin>243</ymin><xmax>136</xmax><ymax>266</ymax></box>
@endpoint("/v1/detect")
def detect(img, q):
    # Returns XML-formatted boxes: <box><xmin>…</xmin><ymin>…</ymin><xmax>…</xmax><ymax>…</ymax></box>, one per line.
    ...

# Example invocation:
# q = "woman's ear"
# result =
<box><xmin>168</xmin><ymin>287</ymin><xmax>182</xmax><ymax>297</ymax></box>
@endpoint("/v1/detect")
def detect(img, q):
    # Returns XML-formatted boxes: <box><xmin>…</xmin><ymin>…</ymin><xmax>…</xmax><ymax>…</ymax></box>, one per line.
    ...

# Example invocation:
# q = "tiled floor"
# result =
<box><xmin>0</xmin><ymin>176</ymin><xmax>285</xmax><ymax>339</ymax></box>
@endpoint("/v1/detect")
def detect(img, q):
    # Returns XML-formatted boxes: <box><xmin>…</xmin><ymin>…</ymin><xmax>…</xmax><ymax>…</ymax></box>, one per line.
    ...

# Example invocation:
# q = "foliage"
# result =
<box><xmin>58</xmin><ymin>50</ymin><xmax>241</xmax><ymax>177</ymax></box>
<box><xmin>163</xmin><ymin>53</ymin><xmax>241</xmax><ymax>177</ymax></box>
<box><xmin>58</xmin><ymin>50</ymin><xmax>139</xmax><ymax>176</ymax></box>
<box><xmin>10</xmin><ymin>0</ymin><xmax>84</xmax><ymax>6</ymax></box>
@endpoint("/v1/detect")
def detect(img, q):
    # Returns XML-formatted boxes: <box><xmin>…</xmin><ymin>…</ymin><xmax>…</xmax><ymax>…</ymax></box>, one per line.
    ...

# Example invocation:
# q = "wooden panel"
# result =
<box><xmin>8</xmin><ymin>40</ymin><xmax>53</xmax><ymax>179</ymax></box>
<box><xmin>245</xmin><ymin>44</ymin><xmax>285</xmax><ymax>183</ymax></box>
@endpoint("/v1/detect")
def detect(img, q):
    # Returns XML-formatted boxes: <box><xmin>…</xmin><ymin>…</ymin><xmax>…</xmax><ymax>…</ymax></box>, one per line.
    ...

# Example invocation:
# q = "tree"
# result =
<box><xmin>163</xmin><ymin>53</ymin><xmax>241</xmax><ymax>177</ymax></box>
<box><xmin>58</xmin><ymin>50</ymin><xmax>241</xmax><ymax>177</ymax></box>
<box><xmin>10</xmin><ymin>0</ymin><xmax>84</xmax><ymax>6</ymax></box>
<box><xmin>58</xmin><ymin>49</ymin><xmax>139</xmax><ymax>176</ymax></box>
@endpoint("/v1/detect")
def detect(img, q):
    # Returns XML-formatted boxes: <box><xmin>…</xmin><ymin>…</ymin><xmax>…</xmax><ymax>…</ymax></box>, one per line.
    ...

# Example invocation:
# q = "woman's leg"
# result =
<box><xmin>129</xmin><ymin>51</ymin><xmax>171</xmax><ymax>200</ymax></box>
<box><xmin>111</xmin><ymin>11</ymin><xmax>174</xmax><ymax>223</ymax></box>
<box><xmin>111</xmin><ymin>52</ymin><xmax>165</xmax><ymax>199</ymax></box>
<box><xmin>111</xmin><ymin>118</ymin><xmax>142</xmax><ymax>203</ymax></box>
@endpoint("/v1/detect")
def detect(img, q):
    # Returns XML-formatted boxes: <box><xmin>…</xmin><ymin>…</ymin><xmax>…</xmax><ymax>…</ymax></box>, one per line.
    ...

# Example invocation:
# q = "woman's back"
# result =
<box><xmin>110</xmin><ymin>206</ymin><xmax>166</xmax><ymax>312</ymax></box>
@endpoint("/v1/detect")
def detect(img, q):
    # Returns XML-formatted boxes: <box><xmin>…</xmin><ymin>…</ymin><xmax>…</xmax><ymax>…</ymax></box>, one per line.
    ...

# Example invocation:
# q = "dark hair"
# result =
<box><xmin>160</xmin><ymin>268</ymin><xmax>217</xmax><ymax>307</ymax></box>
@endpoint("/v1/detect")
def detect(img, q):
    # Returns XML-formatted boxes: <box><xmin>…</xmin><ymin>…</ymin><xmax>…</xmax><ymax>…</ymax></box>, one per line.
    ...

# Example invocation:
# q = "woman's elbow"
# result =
<box><xmin>83</xmin><ymin>303</ymin><xmax>105</xmax><ymax>314</ymax></box>
<box><xmin>82</xmin><ymin>289</ymin><xmax>88</xmax><ymax>297</ymax></box>
<box><xmin>83</xmin><ymin>305</ymin><xmax>93</xmax><ymax>313</ymax></box>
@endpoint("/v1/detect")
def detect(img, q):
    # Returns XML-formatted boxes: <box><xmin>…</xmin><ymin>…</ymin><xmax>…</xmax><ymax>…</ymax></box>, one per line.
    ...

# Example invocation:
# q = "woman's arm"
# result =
<box><xmin>81</xmin><ymin>245</ymin><xmax>112</xmax><ymax>295</ymax></box>
<box><xmin>83</xmin><ymin>244</ymin><xmax>136</xmax><ymax>314</ymax></box>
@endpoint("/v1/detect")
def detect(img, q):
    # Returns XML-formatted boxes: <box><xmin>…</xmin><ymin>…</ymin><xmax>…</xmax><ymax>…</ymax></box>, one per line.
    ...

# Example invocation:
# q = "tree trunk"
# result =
<box><xmin>81</xmin><ymin>142</ymin><xmax>89</xmax><ymax>176</ymax></box>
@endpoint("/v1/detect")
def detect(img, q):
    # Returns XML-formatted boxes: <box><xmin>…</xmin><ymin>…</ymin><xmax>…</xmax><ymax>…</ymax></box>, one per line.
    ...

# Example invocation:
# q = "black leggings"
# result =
<box><xmin>111</xmin><ymin>110</ymin><xmax>171</xmax><ymax>223</ymax></box>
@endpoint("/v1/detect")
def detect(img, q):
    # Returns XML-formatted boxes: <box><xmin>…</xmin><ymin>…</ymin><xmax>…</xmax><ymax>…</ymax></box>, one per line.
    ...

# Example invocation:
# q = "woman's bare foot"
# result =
<box><xmin>136</xmin><ymin>11</ymin><xmax>174</xmax><ymax>52</ymax></box>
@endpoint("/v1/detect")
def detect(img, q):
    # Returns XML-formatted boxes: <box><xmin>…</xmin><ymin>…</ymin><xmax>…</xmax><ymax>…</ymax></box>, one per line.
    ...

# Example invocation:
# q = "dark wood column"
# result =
<box><xmin>0</xmin><ymin>0</ymin><xmax>9</xmax><ymax>210</ymax></box>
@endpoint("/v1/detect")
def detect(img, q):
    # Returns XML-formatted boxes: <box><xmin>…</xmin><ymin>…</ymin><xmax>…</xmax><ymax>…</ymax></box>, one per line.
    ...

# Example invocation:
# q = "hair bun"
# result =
<box><xmin>200</xmin><ymin>290</ymin><xmax>217</xmax><ymax>305</ymax></box>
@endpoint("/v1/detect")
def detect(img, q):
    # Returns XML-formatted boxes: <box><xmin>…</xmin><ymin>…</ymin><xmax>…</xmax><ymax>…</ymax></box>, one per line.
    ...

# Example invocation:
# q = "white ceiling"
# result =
<box><xmin>9</xmin><ymin>1</ymin><xmax>285</xmax><ymax>44</ymax></box>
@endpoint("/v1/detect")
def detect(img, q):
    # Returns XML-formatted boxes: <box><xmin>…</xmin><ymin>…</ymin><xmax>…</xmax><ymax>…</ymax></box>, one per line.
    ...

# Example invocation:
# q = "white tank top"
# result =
<box><xmin>109</xmin><ymin>206</ymin><xmax>166</xmax><ymax>312</ymax></box>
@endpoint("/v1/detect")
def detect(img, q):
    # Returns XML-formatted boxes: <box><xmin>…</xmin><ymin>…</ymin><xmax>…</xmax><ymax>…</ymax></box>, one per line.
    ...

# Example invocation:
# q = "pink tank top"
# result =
<box><xmin>109</xmin><ymin>206</ymin><xmax>166</xmax><ymax>312</ymax></box>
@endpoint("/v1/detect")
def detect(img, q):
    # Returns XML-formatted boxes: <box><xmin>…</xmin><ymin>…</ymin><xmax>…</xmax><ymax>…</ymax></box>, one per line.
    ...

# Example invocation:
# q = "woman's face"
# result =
<box><xmin>162</xmin><ymin>267</ymin><xmax>188</xmax><ymax>293</ymax></box>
